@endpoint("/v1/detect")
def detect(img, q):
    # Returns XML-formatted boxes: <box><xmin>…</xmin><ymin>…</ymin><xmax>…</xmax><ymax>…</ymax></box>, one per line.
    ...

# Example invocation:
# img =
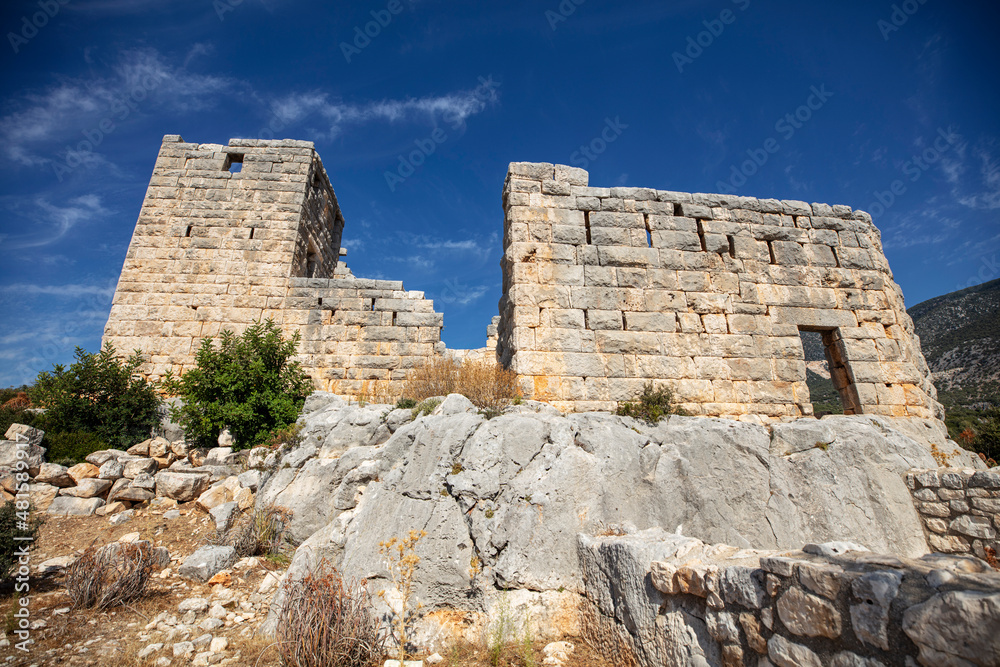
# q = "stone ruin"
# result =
<box><xmin>103</xmin><ymin>136</ymin><xmax>942</xmax><ymax>425</ymax></box>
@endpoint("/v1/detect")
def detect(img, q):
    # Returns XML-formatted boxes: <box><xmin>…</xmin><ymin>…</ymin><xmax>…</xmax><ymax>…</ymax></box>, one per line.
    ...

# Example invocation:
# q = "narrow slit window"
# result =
<box><xmin>249</xmin><ymin>228</ymin><xmax>255</xmax><ymax>240</ymax></box>
<box><xmin>767</xmin><ymin>241</ymin><xmax>777</xmax><ymax>265</ymax></box>
<box><xmin>697</xmin><ymin>221</ymin><xmax>707</xmax><ymax>252</ymax></box>
<box><xmin>584</xmin><ymin>211</ymin><xmax>592</xmax><ymax>245</ymax></box>
<box><xmin>185</xmin><ymin>225</ymin><xmax>192</xmax><ymax>238</ymax></box>
<box><xmin>644</xmin><ymin>214</ymin><xmax>653</xmax><ymax>247</ymax></box>
<box><xmin>727</xmin><ymin>235</ymin><xmax>736</xmax><ymax>259</ymax></box>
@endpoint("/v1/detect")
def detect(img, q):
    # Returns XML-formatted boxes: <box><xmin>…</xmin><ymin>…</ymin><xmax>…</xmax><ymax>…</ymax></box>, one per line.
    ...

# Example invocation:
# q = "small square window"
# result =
<box><xmin>224</xmin><ymin>153</ymin><xmax>244</xmax><ymax>173</ymax></box>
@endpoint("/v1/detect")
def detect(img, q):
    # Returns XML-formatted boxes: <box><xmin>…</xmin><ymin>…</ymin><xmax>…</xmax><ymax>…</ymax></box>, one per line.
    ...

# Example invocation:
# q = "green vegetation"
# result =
<box><xmin>162</xmin><ymin>319</ymin><xmax>311</xmax><ymax>449</ymax></box>
<box><xmin>805</xmin><ymin>369</ymin><xmax>844</xmax><ymax>416</ymax></box>
<box><xmin>411</xmin><ymin>397</ymin><xmax>441</xmax><ymax>419</ymax></box>
<box><xmin>946</xmin><ymin>405</ymin><xmax>1000</xmax><ymax>465</ymax></box>
<box><xmin>395</xmin><ymin>397</ymin><xmax>418</xmax><ymax>410</ymax></box>
<box><xmin>616</xmin><ymin>382</ymin><xmax>683</xmax><ymax>424</ymax></box>
<box><xmin>31</xmin><ymin>344</ymin><xmax>161</xmax><ymax>452</ymax></box>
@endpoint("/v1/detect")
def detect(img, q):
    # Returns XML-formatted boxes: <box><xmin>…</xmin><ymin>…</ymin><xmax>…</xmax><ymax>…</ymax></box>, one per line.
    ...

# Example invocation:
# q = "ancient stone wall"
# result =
<box><xmin>580</xmin><ymin>530</ymin><xmax>1000</xmax><ymax>667</ymax></box>
<box><xmin>102</xmin><ymin>135</ymin><xmax>443</xmax><ymax>394</ymax></box>
<box><xmin>498</xmin><ymin>162</ymin><xmax>941</xmax><ymax>422</ymax></box>
<box><xmin>908</xmin><ymin>468</ymin><xmax>1000</xmax><ymax>561</ymax></box>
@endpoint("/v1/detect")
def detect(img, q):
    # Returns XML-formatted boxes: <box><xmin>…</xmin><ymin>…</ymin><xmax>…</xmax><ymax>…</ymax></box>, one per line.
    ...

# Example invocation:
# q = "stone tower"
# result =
<box><xmin>103</xmin><ymin>135</ymin><xmax>444</xmax><ymax>395</ymax></box>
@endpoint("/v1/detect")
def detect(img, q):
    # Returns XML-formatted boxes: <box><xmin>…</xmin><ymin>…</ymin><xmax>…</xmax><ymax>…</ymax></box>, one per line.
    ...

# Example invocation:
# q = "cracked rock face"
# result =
<box><xmin>259</xmin><ymin>393</ymin><xmax>941</xmax><ymax>641</ymax></box>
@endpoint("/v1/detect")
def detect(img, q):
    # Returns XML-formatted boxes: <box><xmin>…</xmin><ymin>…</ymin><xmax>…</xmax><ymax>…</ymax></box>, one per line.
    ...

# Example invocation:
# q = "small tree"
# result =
<box><xmin>162</xmin><ymin>319</ymin><xmax>311</xmax><ymax>449</ymax></box>
<box><xmin>31</xmin><ymin>344</ymin><xmax>161</xmax><ymax>450</ymax></box>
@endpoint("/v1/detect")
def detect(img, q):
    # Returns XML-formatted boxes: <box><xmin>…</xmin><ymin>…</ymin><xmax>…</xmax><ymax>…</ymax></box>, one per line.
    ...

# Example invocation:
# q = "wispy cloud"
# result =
<box><xmin>271</xmin><ymin>81</ymin><xmax>500</xmax><ymax>139</ymax></box>
<box><xmin>3</xmin><ymin>282</ymin><xmax>116</xmax><ymax>298</ymax></box>
<box><xmin>0</xmin><ymin>48</ymin><xmax>237</xmax><ymax>168</ymax></box>
<box><xmin>1</xmin><ymin>195</ymin><xmax>109</xmax><ymax>250</ymax></box>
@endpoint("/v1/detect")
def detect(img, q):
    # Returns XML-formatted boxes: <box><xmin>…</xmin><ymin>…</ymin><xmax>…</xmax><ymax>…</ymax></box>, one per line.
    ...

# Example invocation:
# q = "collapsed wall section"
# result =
<box><xmin>103</xmin><ymin>135</ymin><xmax>443</xmax><ymax>395</ymax></box>
<box><xmin>498</xmin><ymin>162</ymin><xmax>942</xmax><ymax>422</ymax></box>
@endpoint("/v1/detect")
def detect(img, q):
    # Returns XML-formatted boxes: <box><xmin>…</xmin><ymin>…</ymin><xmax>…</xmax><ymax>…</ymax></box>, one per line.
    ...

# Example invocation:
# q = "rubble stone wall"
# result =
<box><xmin>907</xmin><ymin>468</ymin><xmax>1000</xmax><ymax>561</ymax></box>
<box><xmin>498</xmin><ymin>162</ymin><xmax>941</xmax><ymax>422</ymax></box>
<box><xmin>580</xmin><ymin>530</ymin><xmax>1000</xmax><ymax>667</ymax></box>
<box><xmin>102</xmin><ymin>135</ymin><xmax>443</xmax><ymax>395</ymax></box>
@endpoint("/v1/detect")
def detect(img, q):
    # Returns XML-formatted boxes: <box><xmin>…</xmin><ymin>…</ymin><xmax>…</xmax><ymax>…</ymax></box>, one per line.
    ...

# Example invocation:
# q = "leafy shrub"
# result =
<box><xmin>265</xmin><ymin>423</ymin><xmax>304</xmax><ymax>451</ymax></box>
<box><xmin>31</xmin><ymin>344</ymin><xmax>161</xmax><ymax>450</ymax></box>
<box><xmin>275</xmin><ymin>560</ymin><xmax>383</xmax><ymax>667</ymax></box>
<box><xmin>162</xmin><ymin>319</ymin><xmax>312</xmax><ymax>449</ymax></box>
<box><xmin>616</xmin><ymin>383</ymin><xmax>682</xmax><ymax>424</ymax></box>
<box><xmin>411</xmin><ymin>398</ymin><xmax>441</xmax><ymax>419</ymax></box>
<box><xmin>947</xmin><ymin>405</ymin><xmax>1000</xmax><ymax>464</ymax></box>
<box><xmin>44</xmin><ymin>431</ymin><xmax>108</xmax><ymax>466</ymax></box>
<box><xmin>0</xmin><ymin>501</ymin><xmax>42</xmax><ymax>583</ymax></box>
<box><xmin>395</xmin><ymin>398</ymin><xmax>417</xmax><ymax>410</ymax></box>
<box><xmin>65</xmin><ymin>542</ymin><xmax>156</xmax><ymax>610</ymax></box>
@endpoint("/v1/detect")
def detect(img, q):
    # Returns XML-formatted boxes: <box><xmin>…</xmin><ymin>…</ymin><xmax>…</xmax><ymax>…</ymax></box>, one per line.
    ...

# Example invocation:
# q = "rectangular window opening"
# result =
<box><xmin>697</xmin><ymin>221</ymin><xmax>708</xmax><ymax>252</ymax></box>
<box><xmin>644</xmin><ymin>214</ymin><xmax>653</xmax><ymax>248</ymax></box>
<box><xmin>584</xmin><ymin>211</ymin><xmax>592</xmax><ymax>245</ymax></box>
<box><xmin>184</xmin><ymin>225</ymin><xmax>192</xmax><ymax>238</ymax></box>
<box><xmin>673</xmin><ymin>203</ymin><xmax>683</xmax><ymax>216</ymax></box>
<box><xmin>249</xmin><ymin>227</ymin><xmax>255</xmax><ymax>240</ymax></box>
<box><xmin>392</xmin><ymin>311</ymin><xmax>397</xmax><ymax>326</ymax></box>
<box><xmin>224</xmin><ymin>153</ymin><xmax>244</xmax><ymax>173</ymax></box>
<box><xmin>798</xmin><ymin>327</ymin><xmax>856</xmax><ymax>417</ymax></box>
<box><xmin>727</xmin><ymin>235</ymin><xmax>736</xmax><ymax>259</ymax></box>
<box><xmin>767</xmin><ymin>241</ymin><xmax>777</xmax><ymax>265</ymax></box>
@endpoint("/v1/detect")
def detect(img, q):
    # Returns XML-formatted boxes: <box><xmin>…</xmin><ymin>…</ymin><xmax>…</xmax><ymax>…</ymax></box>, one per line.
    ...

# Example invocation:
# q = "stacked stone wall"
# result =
<box><xmin>581</xmin><ymin>531</ymin><xmax>1000</xmax><ymax>667</ymax></box>
<box><xmin>498</xmin><ymin>162</ymin><xmax>941</xmax><ymax>422</ymax></box>
<box><xmin>102</xmin><ymin>135</ymin><xmax>443</xmax><ymax>396</ymax></box>
<box><xmin>907</xmin><ymin>468</ymin><xmax>1000</xmax><ymax>561</ymax></box>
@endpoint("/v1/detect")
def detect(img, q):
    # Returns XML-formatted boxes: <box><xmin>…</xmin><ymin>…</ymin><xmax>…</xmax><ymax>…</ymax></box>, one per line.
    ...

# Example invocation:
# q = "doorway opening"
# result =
<box><xmin>798</xmin><ymin>327</ymin><xmax>857</xmax><ymax>416</ymax></box>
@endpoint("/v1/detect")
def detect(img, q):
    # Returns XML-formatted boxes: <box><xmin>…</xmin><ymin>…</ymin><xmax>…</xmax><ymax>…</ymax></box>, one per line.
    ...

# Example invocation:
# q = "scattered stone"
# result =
<box><xmin>60</xmin><ymin>477</ymin><xmax>112</xmax><ymax>498</ymax></box>
<box><xmin>47</xmin><ymin>496</ymin><xmax>105</xmax><ymax>515</ymax></box>
<box><xmin>35</xmin><ymin>463</ymin><xmax>76</xmax><ymax>487</ymax></box>
<box><xmin>178</xmin><ymin>546</ymin><xmax>237</xmax><ymax>582</ymax></box>
<box><xmin>155</xmin><ymin>471</ymin><xmax>210</xmax><ymax>502</ymax></box>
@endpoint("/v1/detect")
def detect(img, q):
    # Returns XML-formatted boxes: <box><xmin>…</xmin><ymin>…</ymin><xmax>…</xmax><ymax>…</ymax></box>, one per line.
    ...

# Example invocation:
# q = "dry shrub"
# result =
<box><xmin>65</xmin><ymin>542</ymin><xmax>156</xmax><ymax>610</ymax></box>
<box><xmin>222</xmin><ymin>504</ymin><xmax>292</xmax><ymax>557</ymax></box>
<box><xmin>406</xmin><ymin>357</ymin><xmax>518</xmax><ymax>415</ymax></box>
<box><xmin>275</xmin><ymin>560</ymin><xmax>383</xmax><ymax>667</ymax></box>
<box><xmin>406</xmin><ymin>356</ymin><xmax>460</xmax><ymax>400</ymax></box>
<box><xmin>358</xmin><ymin>379</ymin><xmax>400</xmax><ymax>406</ymax></box>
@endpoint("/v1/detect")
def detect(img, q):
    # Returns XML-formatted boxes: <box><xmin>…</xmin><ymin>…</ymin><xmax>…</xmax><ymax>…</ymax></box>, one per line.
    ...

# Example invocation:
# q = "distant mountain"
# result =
<box><xmin>909</xmin><ymin>278</ymin><xmax>1000</xmax><ymax>408</ymax></box>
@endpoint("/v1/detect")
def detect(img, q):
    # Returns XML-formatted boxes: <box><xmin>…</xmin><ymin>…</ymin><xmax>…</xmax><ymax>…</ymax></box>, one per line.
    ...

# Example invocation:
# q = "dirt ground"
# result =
<box><xmin>1</xmin><ymin>507</ymin><xmax>610</xmax><ymax>667</ymax></box>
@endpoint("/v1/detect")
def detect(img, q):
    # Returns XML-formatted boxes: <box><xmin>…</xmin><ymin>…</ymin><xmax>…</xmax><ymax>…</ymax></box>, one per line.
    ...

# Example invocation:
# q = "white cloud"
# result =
<box><xmin>438</xmin><ymin>282</ymin><xmax>488</xmax><ymax>306</ymax></box>
<box><xmin>1</xmin><ymin>195</ymin><xmax>108</xmax><ymax>249</ymax></box>
<box><xmin>0</xmin><ymin>48</ymin><xmax>237</xmax><ymax>167</ymax></box>
<box><xmin>2</xmin><ymin>281</ymin><xmax>116</xmax><ymax>298</ymax></box>
<box><xmin>271</xmin><ymin>78</ymin><xmax>500</xmax><ymax>139</ymax></box>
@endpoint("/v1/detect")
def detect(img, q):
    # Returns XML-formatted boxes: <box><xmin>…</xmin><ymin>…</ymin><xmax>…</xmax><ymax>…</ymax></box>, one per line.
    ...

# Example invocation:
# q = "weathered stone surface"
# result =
<box><xmin>850</xmin><ymin>570</ymin><xmax>902</xmax><ymax>650</ymax></box>
<box><xmin>767</xmin><ymin>633</ymin><xmax>823</xmax><ymax>667</ymax></box>
<box><xmin>776</xmin><ymin>586</ymin><xmax>842</xmax><ymax>639</ymax></box>
<box><xmin>34</xmin><ymin>463</ymin><xmax>76</xmax><ymax>487</ymax></box>
<box><xmin>60</xmin><ymin>478</ymin><xmax>112</xmax><ymax>498</ymax></box>
<box><xmin>67</xmin><ymin>462</ymin><xmax>100</xmax><ymax>483</ymax></box>
<box><xmin>99</xmin><ymin>459</ymin><xmax>125</xmax><ymax>480</ymax></box>
<box><xmin>178</xmin><ymin>546</ymin><xmax>236</xmax><ymax>582</ymax></box>
<box><xmin>0</xmin><ymin>440</ymin><xmax>45</xmax><ymax>469</ymax></box>
<box><xmin>155</xmin><ymin>471</ymin><xmax>210</xmax><ymax>502</ymax></box>
<box><xmin>195</xmin><ymin>484</ymin><xmax>232</xmax><ymax>512</ymax></box>
<box><xmin>903</xmin><ymin>590</ymin><xmax>1000</xmax><ymax>666</ymax></box>
<box><xmin>47</xmin><ymin>496</ymin><xmax>105</xmax><ymax>515</ymax></box>
<box><xmin>28</xmin><ymin>483</ymin><xmax>58</xmax><ymax>511</ymax></box>
<box><xmin>210</xmin><ymin>501</ymin><xmax>239</xmax><ymax>533</ymax></box>
<box><xmin>123</xmin><ymin>458</ymin><xmax>158</xmax><ymax>478</ymax></box>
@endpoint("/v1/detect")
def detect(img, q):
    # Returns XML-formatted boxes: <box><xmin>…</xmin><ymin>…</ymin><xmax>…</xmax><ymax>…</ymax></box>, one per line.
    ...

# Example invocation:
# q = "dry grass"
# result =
<box><xmin>65</xmin><ymin>542</ymin><xmax>156</xmax><ymax>610</ymax></box>
<box><xmin>220</xmin><ymin>504</ymin><xmax>292</xmax><ymax>558</ymax></box>
<box><xmin>357</xmin><ymin>380</ymin><xmax>399</xmax><ymax>406</ymax></box>
<box><xmin>406</xmin><ymin>357</ymin><xmax>519</xmax><ymax>414</ymax></box>
<box><xmin>275</xmin><ymin>560</ymin><xmax>383</xmax><ymax>667</ymax></box>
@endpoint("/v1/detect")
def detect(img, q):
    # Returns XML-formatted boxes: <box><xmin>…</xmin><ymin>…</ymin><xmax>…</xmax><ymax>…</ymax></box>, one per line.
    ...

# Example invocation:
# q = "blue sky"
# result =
<box><xmin>0</xmin><ymin>0</ymin><xmax>997</xmax><ymax>387</ymax></box>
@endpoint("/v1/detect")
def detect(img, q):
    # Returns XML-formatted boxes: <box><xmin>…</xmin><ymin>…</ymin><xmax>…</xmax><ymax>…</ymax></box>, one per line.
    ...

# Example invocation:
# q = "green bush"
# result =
<box><xmin>616</xmin><ymin>382</ymin><xmax>683</xmax><ymax>424</ymax></box>
<box><xmin>162</xmin><ymin>319</ymin><xmax>311</xmax><ymax>449</ymax></box>
<box><xmin>45</xmin><ymin>431</ymin><xmax>108</xmax><ymax>466</ymax></box>
<box><xmin>1</xmin><ymin>501</ymin><xmax>43</xmax><ymax>583</ymax></box>
<box><xmin>31</xmin><ymin>344</ymin><xmax>161</xmax><ymax>450</ymax></box>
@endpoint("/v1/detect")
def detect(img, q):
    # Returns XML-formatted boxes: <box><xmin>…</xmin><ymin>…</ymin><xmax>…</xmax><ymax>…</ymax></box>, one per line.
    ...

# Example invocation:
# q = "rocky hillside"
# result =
<box><xmin>909</xmin><ymin>278</ymin><xmax>1000</xmax><ymax>407</ymax></box>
